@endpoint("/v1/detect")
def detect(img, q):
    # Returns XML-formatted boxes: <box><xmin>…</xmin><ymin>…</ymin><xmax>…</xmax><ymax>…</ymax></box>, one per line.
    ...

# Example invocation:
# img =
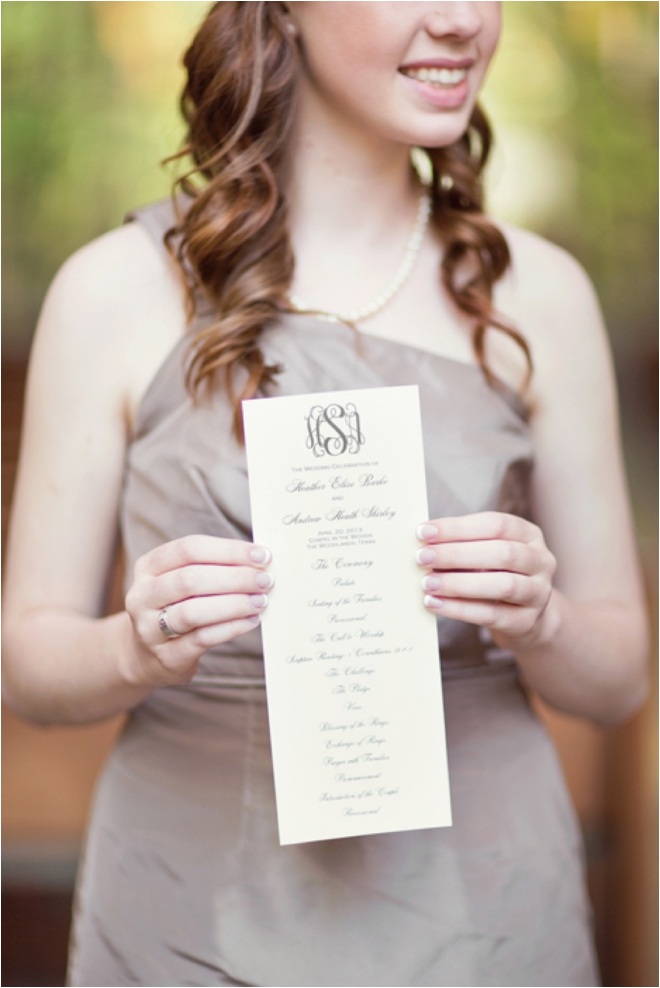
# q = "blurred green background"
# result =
<box><xmin>3</xmin><ymin>1</ymin><xmax>658</xmax><ymax>525</ymax></box>
<box><xmin>1</xmin><ymin>4</ymin><xmax>657</xmax><ymax>987</ymax></box>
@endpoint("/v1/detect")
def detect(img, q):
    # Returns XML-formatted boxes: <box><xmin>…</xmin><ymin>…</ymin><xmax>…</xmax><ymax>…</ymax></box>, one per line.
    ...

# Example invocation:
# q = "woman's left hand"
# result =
<box><xmin>416</xmin><ymin>511</ymin><xmax>557</xmax><ymax>649</ymax></box>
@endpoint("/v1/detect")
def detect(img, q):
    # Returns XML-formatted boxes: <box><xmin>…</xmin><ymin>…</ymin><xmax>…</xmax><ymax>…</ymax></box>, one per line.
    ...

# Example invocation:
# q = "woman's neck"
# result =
<box><xmin>288</xmin><ymin>100</ymin><xmax>416</xmax><ymax>234</ymax></box>
<box><xmin>286</xmin><ymin>81</ymin><xmax>422</xmax><ymax>312</ymax></box>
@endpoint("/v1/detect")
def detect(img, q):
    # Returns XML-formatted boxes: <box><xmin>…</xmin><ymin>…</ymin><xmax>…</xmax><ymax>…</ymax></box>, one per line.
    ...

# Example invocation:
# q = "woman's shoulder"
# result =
<box><xmin>33</xmin><ymin>213</ymin><xmax>188</xmax><ymax>432</ymax></box>
<box><xmin>494</xmin><ymin>222</ymin><xmax>609</xmax><ymax>396</ymax></box>
<box><xmin>52</xmin><ymin>217</ymin><xmax>186</xmax><ymax>327</ymax></box>
<box><xmin>496</xmin><ymin>222</ymin><xmax>603</xmax><ymax>347</ymax></box>
<box><xmin>497</xmin><ymin>222</ymin><xmax>599</xmax><ymax>320</ymax></box>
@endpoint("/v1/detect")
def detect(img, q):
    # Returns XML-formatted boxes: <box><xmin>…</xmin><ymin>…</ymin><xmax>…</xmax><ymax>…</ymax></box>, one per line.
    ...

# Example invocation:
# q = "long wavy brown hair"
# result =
<box><xmin>166</xmin><ymin>0</ymin><xmax>532</xmax><ymax>440</ymax></box>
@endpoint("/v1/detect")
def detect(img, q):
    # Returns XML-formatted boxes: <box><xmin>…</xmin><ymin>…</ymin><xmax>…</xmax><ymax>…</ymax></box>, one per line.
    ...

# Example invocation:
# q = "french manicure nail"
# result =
<box><xmin>416</xmin><ymin>524</ymin><xmax>438</xmax><ymax>541</ymax></box>
<box><xmin>424</xmin><ymin>594</ymin><xmax>443</xmax><ymax>610</ymax></box>
<box><xmin>250</xmin><ymin>546</ymin><xmax>271</xmax><ymax>565</ymax></box>
<box><xmin>256</xmin><ymin>571</ymin><xmax>274</xmax><ymax>590</ymax></box>
<box><xmin>249</xmin><ymin>594</ymin><xmax>268</xmax><ymax>609</ymax></box>
<box><xmin>422</xmin><ymin>574</ymin><xmax>442</xmax><ymax>592</ymax></box>
<box><xmin>415</xmin><ymin>547</ymin><xmax>436</xmax><ymax>566</ymax></box>
<box><xmin>248</xmin><ymin>613</ymin><xmax>262</xmax><ymax>624</ymax></box>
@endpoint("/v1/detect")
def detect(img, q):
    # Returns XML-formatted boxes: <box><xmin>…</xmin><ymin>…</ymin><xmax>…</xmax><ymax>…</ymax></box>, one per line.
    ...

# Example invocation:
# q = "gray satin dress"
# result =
<box><xmin>67</xmin><ymin>202</ymin><xmax>599</xmax><ymax>987</ymax></box>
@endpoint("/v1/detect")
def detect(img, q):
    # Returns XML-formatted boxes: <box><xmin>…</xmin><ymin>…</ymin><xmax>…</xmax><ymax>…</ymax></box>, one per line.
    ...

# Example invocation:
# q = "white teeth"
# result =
<box><xmin>404</xmin><ymin>67</ymin><xmax>467</xmax><ymax>86</ymax></box>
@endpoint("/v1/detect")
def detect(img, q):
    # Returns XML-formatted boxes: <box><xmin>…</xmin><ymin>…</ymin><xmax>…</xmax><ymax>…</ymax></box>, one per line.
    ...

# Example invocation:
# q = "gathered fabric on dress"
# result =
<box><xmin>67</xmin><ymin>201</ymin><xmax>599</xmax><ymax>988</ymax></box>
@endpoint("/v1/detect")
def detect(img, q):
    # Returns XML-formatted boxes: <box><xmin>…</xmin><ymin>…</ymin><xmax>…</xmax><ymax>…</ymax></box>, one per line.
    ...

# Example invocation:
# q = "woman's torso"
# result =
<box><xmin>67</xmin><ymin>202</ymin><xmax>599</xmax><ymax>988</ymax></box>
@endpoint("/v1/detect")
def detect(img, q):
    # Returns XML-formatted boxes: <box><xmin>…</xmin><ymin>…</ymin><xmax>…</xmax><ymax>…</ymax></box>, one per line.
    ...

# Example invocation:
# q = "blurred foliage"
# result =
<box><xmin>2</xmin><ymin>1</ymin><xmax>208</xmax><ymax>350</ymax></box>
<box><xmin>483</xmin><ymin>1</ymin><xmax>658</xmax><ymax>351</ymax></box>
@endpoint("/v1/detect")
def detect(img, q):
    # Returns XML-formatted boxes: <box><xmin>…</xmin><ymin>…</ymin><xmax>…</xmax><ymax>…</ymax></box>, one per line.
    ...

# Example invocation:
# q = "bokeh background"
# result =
<box><xmin>2</xmin><ymin>3</ymin><xmax>657</xmax><ymax>986</ymax></box>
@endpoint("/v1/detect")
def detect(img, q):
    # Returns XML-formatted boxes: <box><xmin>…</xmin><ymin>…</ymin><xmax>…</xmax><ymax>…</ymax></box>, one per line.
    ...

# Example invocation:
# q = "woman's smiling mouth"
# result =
<box><xmin>398</xmin><ymin>59</ymin><xmax>473</xmax><ymax>108</ymax></box>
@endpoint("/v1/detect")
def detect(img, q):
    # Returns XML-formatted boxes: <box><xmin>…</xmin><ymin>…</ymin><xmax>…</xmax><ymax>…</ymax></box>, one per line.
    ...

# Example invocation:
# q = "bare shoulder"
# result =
<box><xmin>494</xmin><ymin>222</ymin><xmax>612</xmax><ymax>404</ymax></box>
<box><xmin>42</xmin><ymin>220</ymin><xmax>187</xmax><ymax>358</ymax></box>
<box><xmin>32</xmin><ymin>220</ymin><xmax>188</xmax><ymax>429</ymax></box>
<box><xmin>498</xmin><ymin>223</ymin><xmax>598</xmax><ymax>315</ymax></box>
<box><xmin>496</xmin><ymin>223</ymin><xmax>604</xmax><ymax>348</ymax></box>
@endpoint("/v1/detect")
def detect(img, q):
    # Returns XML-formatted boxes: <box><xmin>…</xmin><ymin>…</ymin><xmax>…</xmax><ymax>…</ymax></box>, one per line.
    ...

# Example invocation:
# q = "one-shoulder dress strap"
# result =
<box><xmin>125</xmin><ymin>197</ymin><xmax>214</xmax><ymax>321</ymax></box>
<box><xmin>124</xmin><ymin>197</ymin><xmax>179</xmax><ymax>261</ymax></box>
<box><xmin>123</xmin><ymin>198</ymin><xmax>218</xmax><ymax>440</ymax></box>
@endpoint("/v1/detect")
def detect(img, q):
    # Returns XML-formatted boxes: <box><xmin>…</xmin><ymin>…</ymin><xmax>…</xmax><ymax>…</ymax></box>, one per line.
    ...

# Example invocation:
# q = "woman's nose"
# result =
<box><xmin>423</xmin><ymin>2</ymin><xmax>483</xmax><ymax>41</ymax></box>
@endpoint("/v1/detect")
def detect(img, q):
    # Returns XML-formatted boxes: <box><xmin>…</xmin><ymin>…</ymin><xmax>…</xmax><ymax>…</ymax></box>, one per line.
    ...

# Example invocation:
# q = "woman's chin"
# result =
<box><xmin>397</xmin><ymin>114</ymin><xmax>475</xmax><ymax>151</ymax></box>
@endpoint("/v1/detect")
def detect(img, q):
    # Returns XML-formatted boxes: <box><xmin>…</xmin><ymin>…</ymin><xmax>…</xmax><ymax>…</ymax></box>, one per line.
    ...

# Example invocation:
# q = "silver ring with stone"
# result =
<box><xmin>158</xmin><ymin>607</ymin><xmax>181</xmax><ymax>640</ymax></box>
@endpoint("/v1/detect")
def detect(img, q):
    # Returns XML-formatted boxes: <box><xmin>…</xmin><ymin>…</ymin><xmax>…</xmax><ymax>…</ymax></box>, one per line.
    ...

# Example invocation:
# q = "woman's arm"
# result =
<box><xmin>2</xmin><ymin>225</ymin><xmax>272</xmax><ymax>725</ymax></box>
<box><xmin>418</xmin><ymin>228</ymin><xmax>649</xmax><ymax>726</ymax></box>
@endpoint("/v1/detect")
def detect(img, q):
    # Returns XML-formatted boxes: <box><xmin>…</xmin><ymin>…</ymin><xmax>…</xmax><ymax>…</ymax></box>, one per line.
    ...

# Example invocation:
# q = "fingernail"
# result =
<box><xmin>249</xmin><ymin>594</ymin><xmax>269</xmax><ymax>609</ymax></box>
<box><xmin>248</xmin><ymin>613</ymin><xmax>262</xmax><ymax>624</ymax></box>
<box><xmin>250</xmin><ymin>546</ymin><xmax>271</xmax><ymax>565</ymax></box>
<box><xmin>415</xmin><ymin>547</ymin><xmax>436</xmax><ymax>566</ymax></box>
<box><xmin>422</xmin><ymin>574</ymin><xmax>442</xmax><ymax>592</ymax></box>
<box><xmin>416</xmin><ymin>524</ymin><xmax>438</xmax><ymax>541</ymax></box>
<box><xmin>256</xmin><ymin>571</ymin><xmax>274</xmax><ymax>590</ymax></box>
<box><xmin>424</xmin><ymin>594</ymin><xmax>443</xmax><ymax>610</ymax></box>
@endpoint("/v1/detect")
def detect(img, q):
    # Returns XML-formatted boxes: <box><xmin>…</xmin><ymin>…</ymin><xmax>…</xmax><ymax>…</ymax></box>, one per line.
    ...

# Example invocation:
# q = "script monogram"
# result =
<box><xmin>305</xmin><ymin>403</ymin><xmax>365</xmax><ymax>458</ymax></box>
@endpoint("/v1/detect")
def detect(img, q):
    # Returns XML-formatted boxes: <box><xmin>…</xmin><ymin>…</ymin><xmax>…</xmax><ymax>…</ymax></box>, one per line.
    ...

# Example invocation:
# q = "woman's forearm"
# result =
<box><xmin>2</xmin><ymin>609</ymin><xmax>153</xmax><ymax>725</ymax></box>
<box><xmin>512</xmin><ymin>590</ymin><xmax>649</xmax><ymax>725</ymax></box>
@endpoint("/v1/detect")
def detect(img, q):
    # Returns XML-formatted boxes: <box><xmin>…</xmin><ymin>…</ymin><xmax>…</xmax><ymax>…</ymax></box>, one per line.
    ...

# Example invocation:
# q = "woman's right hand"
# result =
<box><xmin>122</xmin><ymin>535</ymin><xmax>273</xmax><ymax>688</ymax></box>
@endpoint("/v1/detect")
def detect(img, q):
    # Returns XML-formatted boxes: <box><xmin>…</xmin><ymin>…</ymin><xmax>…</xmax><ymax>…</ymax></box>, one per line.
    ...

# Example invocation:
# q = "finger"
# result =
<box><xmin>142</xmin><ymin>564</ymin><xmax>274</xmax><ymax>610</ymax></box>
<box><xmin>422</xmin><ymin>595</ymin><xmax>538</xmax><ymax>634</ymax></box>
<box><xmin>421</xmin><ymin>571</ymin><xmax>545</xmax><ymax>606</ymax></box>
<box><xmin>416</xmin><ymin>512</ymin><xmax>541</xmax><ymax>546</ymax></box>
<box><xmin>415</xmin><ymin>539</ymin><xmax>538</xmax><ymax>576</ymax></box>
<box><xmin>151</xmin><ymin>615</ymin><xmax>264</xmax><ymax>676</ymax></box>
<box><xmin>135</xmin><ymin>535</ymin><xmax>272</xmax><ymax>579</ymax></box>
<box><xmin>159</xmin><ymin>592</ymin><xmax>269</xmax><ymax>637</ymax></box>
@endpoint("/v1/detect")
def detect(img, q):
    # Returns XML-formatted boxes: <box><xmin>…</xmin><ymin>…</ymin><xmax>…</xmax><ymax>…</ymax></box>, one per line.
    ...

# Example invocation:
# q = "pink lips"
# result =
<box><xmin>400</xmin><ymin>74</ymin><xmax>469</xmax><ymax>109</ymax></box>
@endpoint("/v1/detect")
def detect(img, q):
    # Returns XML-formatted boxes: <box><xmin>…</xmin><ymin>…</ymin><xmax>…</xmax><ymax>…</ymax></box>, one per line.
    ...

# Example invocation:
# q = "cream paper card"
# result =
<box><xmin>243</xmin><ymin>386</ymin><xmax>451</xmax><ymax>845</ymax></box>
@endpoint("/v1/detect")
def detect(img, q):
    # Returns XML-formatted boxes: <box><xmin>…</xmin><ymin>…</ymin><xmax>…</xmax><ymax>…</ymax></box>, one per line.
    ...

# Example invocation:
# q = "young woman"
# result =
<box><xmin>3</xmin><ymin>3</ymin><xmax>648</xmax><ymax>986</ymax></box>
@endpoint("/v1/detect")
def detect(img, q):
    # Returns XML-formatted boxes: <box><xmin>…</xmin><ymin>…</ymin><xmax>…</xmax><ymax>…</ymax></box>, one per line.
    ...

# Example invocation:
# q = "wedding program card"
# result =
<box><xmin>243</xmin><ymin>386</ymin><xmax>451</xmax><ymax>845</ymax></box>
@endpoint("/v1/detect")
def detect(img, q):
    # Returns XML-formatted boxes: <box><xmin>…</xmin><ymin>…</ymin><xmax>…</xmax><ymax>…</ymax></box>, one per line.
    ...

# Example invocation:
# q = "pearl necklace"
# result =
<box><xmin>288</xmin><ymin>190</ymin><xmax>432</xmax><ymax>324</ymax></box>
